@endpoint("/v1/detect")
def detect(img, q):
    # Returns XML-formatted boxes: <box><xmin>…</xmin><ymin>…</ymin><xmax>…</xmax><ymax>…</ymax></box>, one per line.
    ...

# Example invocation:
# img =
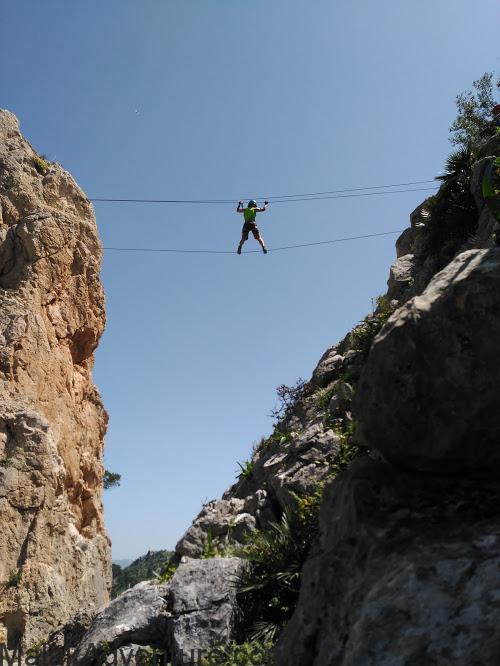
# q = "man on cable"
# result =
<box><xmin>236</xmin><ymin>200</ymin><xmax>269</xmax><ymax>255</ymax></box>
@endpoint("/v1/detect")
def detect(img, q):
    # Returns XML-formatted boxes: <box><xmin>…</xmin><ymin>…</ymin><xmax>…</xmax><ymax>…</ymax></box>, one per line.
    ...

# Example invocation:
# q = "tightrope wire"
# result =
<box><xmin>90</xmin><ymin>180</ymin><xmax>437</xmax><ymax>205</ymax></box>
<box><xmin>103</xmin><ymin>229</ymin><xmax>404</xmax><ymax>255</ymax></box>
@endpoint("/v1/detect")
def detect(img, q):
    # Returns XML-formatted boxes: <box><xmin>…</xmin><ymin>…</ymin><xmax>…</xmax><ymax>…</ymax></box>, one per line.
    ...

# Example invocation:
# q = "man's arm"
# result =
<box><xmin>258</xmin><ymin>201</ymin><xmax>269</xmax><ymax>212</ymax></box>
<box><xmin>236</xmin><ymin>201</ymin><xmax>244</xmax><ymax>213</ymax></box>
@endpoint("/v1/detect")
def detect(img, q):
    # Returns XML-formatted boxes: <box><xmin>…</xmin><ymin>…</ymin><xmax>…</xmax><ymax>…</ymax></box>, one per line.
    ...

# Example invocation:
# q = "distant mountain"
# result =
<box><xmin>112</xmin><ymin>559</ymin><xmax>134</xmax><ymax>568</ymax></box>
<box><xmin>111</xmin><ymin>550</ymin><xmax>173</xmax><ymax>598</ymax></box>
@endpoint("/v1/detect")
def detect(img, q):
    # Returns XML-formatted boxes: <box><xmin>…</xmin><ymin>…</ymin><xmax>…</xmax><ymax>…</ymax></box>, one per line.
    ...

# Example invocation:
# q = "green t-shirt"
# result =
<box><xmin>243</xmin><ymin>207</ymin><xmax>257</xmax><ymax>223</ymax></box>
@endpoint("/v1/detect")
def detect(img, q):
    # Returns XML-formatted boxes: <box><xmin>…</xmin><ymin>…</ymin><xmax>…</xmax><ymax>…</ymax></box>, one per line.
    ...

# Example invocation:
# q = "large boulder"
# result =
<box><xmin>355</xmin><ymin>249</ymin><xmax>500</xmax><ymax>472</ymax></box>
<box><xmin>165</xmin><ymin>557</ymin><xmax>248</xmax><ymax>662</ymax></box>
<box><xmin>72</xmin><ymin>581</ymin><xmax>169</xmax><ymax>665</ymax></box>
<box><xmin>386</xmin><ymin>253</ymin><xmax>416</xmax><ymax>301</ymax></box>
<box><xmin>68</xmin><ymin>557</ymin><xmax>247</xmax><ymax>665</ymax></box>
<box><xmin>275</xmin><ymin>457</ymin><xmax>500</xmax><ymax>666</ymax></box>
<box><xmin>311</xmin><ymin>348</ymin><xmax>344</xmax><ymax>388</ymax></box>
<box><xmin>175</xmin><ymin>494</ymin><xmax>265</xmax><ymax>559</ymax></box>
<box><xmin>395</xmin><ymin>227</ymin><xmax>417</xmax><ymax>258</ymax></box>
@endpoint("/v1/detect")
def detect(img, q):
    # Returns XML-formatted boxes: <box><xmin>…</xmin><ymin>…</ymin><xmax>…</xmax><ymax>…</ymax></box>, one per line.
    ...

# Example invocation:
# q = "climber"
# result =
<box><xmin>236</xmin><ymin>200</ymin><xmax>269</xmax><ymax>255</ymax></box>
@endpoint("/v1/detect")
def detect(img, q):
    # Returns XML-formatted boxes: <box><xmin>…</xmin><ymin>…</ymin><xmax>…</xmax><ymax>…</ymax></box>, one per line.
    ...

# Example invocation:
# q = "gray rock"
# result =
<box><xmin>475</xmin><ymin>205</ymin><xmax>499</xmax><ymax>247</ymax></box>
<box><xmin>395</xmin><ymin>227</ymin><xmax>416</xmax><ymax>258</ymax></box>
<box><xmin>311</xmin><ymin>348</ymin><xmax>343</xmax><ymax>387</ymax></box>
<box><xmin>478</xmin><ymin>133</ymin><xmax>500</xmax><ymax>159</ymax></box>
<box><xmin>267</xmin><ymin>426</ymin><xmax>340</xmax><ymax>507</ymax></box>
<box><xmin>31</xmin><ymin>609</ymin><xmax>96</xmax><ymax>666</ymax></box>
<box><xmin>355</xmin><ymin>249</ymin><xmax>500</xmax><ymax>472</ymax></box>
<box><xmin>175</xmin><ymin>492</ymin><xmax>266</xmax><ymax>558</ymax></box>
<box><xmin>275</xmin><ymin>457</ymin><xmax>500</xmax><ymax>666</ymax></box>
<box><xmin>39</xmin><ymin>558</ymin><xmax>247</xmax><ymax>665</ymax></box>
<box><xmin>328</xmin><ymin>382</ymin><xmax>353</xmax><ymax>418</ymax></box>
<box><xmin>72</xmin><ymin>581</ymin><xmax>169</xmax><ymax>665</ymax></box>
<box><xmin>338</xmin><ymin>348</ymin><xmax>364</xmax><ymax>381</ymax></box>
<box><xmin>387</xmin><ymin>253</ymin><xmax>416</xmax><ymax>301</ymax></box>
<box><xmin>470</xmin><ymin>157</ymin><xmax>493</xmax><ymax>211</ymax></box>
<box><xmin>165</xmin><ymin>557</ymin><xmax>247</xmax><ymax>662</ymax></box>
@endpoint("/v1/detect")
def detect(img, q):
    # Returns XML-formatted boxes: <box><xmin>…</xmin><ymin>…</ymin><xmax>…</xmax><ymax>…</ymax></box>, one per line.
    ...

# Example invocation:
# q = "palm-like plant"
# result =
<box><xmin>422</xmin><ymin>145</ymin><xmax>478</xmax><ymax>260</ymax></box>
<box><xmin>436</xmin><ymin>147</ymin><xmax>474</xmax><ymax>182</ymax></box>
<box><xmin>236</xmin><ymin>508</ymin><xmax>318</xmax><ymax>644</ymax></box>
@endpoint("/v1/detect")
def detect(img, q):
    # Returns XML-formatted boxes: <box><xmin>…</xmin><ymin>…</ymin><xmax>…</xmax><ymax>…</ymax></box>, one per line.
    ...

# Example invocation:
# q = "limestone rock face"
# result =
<box><xmin>355</xmin><ymin>249</ymin><xmax>500</xmax><ymax>472</ymax></box>
<box><xmin>0</xmin><ymin>110</ymin><xmax>110</xmax><ymax>647</ymax></box>
<box><xmin>386</xmin><ymin>253</ymin><xmax>416</xmax><ymax>301</ymax></box>
<box><xmin>175</xmin><ymin>493</ymin><xmax>265</xmax><ymax>559</ymax></box>
<box><xmin>72</xmin><ymin>581</ymin><xmax>170</xmax><ymax>665</ymax></box>
<box><xmin>275</xmin><ymin>458</ymin><xmax>500</xmax><ymax>666</ymax></box>
<box><xmin>174</xmin><ymin>421</ymin><xmax>344</xmax><ymax>558</ymax></box>
<box><xmin>66</xmin><ymin>558</ymin><xmax>247</xmax><ymax>665</ymax></box>
<box><xmin>165</xmin><ymin>557</ymin><xmax>248</xmax><ymax>661</ymax></box>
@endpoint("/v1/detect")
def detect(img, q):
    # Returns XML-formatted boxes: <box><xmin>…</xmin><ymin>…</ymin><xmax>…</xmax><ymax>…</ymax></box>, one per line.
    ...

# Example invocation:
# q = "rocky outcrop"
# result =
<box><xmin>49</xmin><ymin>557</ymin><xmax>247</xmax><ymax>665</ymax></box>
<box><xmin>175</xmin><ymin>408</ymin><xmax>349</xmax><ymax>559</ymax></box>
<box><xmin>0</xmin><ymin>110</ymin><xmax>110</xmax><ymax>647</ymax></box>
<box><xmin>356</xmin><ymin>248</ymin><xmax>500</xmax><ymax>472</ymax></box>
<box><xmin>165</xmin><ymin>557</ymin><xmax>248</xmax><ymax>662</ymax></box>
<box><xmin>71</xmin><ymin>581</ymin><xmax>169</xmax><ymax>665</ymax></box>
<box><xmin>275</xmin><ymin>247</ymin><xmax>500</xmax><ymax>664</ymax></box>
<box><xmin>275</xmin><ymin>457</ymin><xmax>500</xmax><ymax>665</ymax></box>
<box><xmin>175</xmin><ymin>494</ymin><xmax>266</xmax><ymax>558</ymax></box>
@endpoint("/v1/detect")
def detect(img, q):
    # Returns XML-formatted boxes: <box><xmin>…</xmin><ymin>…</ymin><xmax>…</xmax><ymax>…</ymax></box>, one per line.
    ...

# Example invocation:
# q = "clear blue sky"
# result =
<box><xmin>2</xmin><ymin>1</ymin><xmax>498</xmax><ymax>559</ymax></box>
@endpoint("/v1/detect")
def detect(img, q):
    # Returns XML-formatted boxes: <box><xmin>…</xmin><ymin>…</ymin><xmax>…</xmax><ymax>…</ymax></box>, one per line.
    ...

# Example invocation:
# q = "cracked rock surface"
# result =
<box><xmin>63</xmin><ymin>558</ymin><xmax>247</xmax><ymax>665</ymax></box>
<box><xmin>0</xmin><ymin>109</ymin><xmax>110</xmax><ymax>648</ymax></box>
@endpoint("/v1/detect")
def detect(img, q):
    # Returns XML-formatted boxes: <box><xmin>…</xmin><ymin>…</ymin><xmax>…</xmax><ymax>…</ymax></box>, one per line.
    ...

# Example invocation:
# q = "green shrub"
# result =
<box><xmin>423</xmin><ymin>172</ymin><xmax>477</xmax><ymax>261</ymax></box>
<box><xmin>157</xmin><ymin>560</ymin><xmax>178</xmax><ymax>584</ymax></box>
<box><xmin>266</xmin><ymin>429</ymin><xmax>297</xmax><ymax>447</ymax></box>
<box><xmin>236</xmin><ymin>510</ymin><xmax>311</xmax><ymax>644</ymax></box>
<box><xmin>450</xmin><ymin>72</ymin><xmax>500</xmax><ymax>149</ymax></box>
<box><xmin>234</xmin><ymin>417</ymin><xmax>361</xmax><ymax>646</ymax></box>
<box><xmin>329</xmin><ymin>421</ymin><xmax>360</xmax><ymax>476</ymax></box>
<box><xmin>236</xmin><ymin>459</ymin><xmax>255</xmax><ymax>480</ymax></box>
<box><xmin>6</xmin><ymin>569</ymin><xmax>21</xmax><ymax>588</ymax></box>
<box><xmin>32</xmin><ymin>154</ymin><xmax>49</xmax><ymax>174</ymax></box>
<box><xmin>135</xmin><ymin>646</ymin><xmax>166</xmax><ymax>665</ymax></box>
<box><xmin>202</xmin><ymin>640</ymin><xmax>274</xmax><ymax>665</ymax></box>
<box><xmin>201</xmin><ymin>528</ymin><xmax>216</xmax><ymax>559</ymax></box>
<box><xmin>374</xmin><ymin>294</ymin><xmax>394</xmax><ymax>321</ymax></box>
<box><xmin>103</xmin><ymin>470</ymin><xmax>121</xmax><ymax>489</ymax></box>
<box><xmin>350</xmin><ymin>298</ymin><xmax>396</xmax><ymax>357</ymax></box>
<box><xmin>269</xmin><ymin>378</ymin><xmax>306</xmax><ymax>422</ymax></box>
<box><xmin>26</xmin><ymin>640</ymin><xmax>46</xmax><ymax>658</ymax></box>
<box><xmin>314</xmin><ymin>386</ymin><xmax>336</xmax><ymax>411</ymax></box>
<box><xmin>0</xmin><ymin>457</ymin><xmax>13</xmax><ymax>468</ymax></box>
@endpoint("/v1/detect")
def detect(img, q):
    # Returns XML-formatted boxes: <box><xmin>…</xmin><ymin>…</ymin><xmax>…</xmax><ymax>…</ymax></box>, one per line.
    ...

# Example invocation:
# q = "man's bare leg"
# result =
<box><xmin>256</xmin><ymin>234</ymin><xmax>267</xmax><ymax>254</ymax></box>
<box><xmin>237</xmin><ymin>237</ymin><xmax>246</xmax><ymax>254</ymax></box>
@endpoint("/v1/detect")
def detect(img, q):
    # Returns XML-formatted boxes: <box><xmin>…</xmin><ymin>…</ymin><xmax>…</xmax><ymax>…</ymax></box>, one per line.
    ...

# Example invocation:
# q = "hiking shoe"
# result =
<box><xmin>237</xmin><ymin>246</ymin><xmax>242</xmax><ymax>255</ymax></box>
<box><xmin>263</xmin><ymin>246</ymin><xmax>268</xmax><ymax>254</ymax></box>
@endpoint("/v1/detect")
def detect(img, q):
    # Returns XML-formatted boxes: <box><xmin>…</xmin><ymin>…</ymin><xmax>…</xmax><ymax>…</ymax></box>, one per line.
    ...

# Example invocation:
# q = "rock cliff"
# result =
<box><xmin>276</xmin><ymin>249</ymin><xmax>500</xmax><ymax>665</ymax></box>
<box><xmin>0</xmin><ymin>110</ymin><xmax>110</xmax><ymax>648</ymax></box>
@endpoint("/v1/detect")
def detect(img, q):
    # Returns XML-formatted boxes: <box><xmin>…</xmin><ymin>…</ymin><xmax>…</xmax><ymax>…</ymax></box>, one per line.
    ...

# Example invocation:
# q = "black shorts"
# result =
<box><xmin>242</xmin><ymin>221</ymin><xmax>260</xmax><ymax>240</ymax></box>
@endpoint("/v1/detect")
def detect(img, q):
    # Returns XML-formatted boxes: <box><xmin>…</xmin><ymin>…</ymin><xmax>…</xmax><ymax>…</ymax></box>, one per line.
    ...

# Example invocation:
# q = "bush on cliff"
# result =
<box><xmin>235</xmin><ymin>417</ymin><xmax>360</xmax><ymax>646</ymax></box>
<box><xmin>450</xmin><ymin>71</ymin><xmax>500</xmax><ymax>149</ymax></box>
<box><xmin>419</xmin><ymin>73</ymin><xmax>499</xmax><ymax>263</ymax></box>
